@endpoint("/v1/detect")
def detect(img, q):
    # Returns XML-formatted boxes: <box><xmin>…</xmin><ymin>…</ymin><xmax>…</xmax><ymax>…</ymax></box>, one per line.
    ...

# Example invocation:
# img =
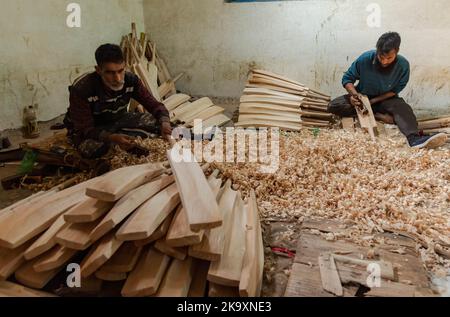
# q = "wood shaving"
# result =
<box><xmin>211</xmin><ymin>128</ymin><xmax>450</xmax><ymax>274</ymax></box>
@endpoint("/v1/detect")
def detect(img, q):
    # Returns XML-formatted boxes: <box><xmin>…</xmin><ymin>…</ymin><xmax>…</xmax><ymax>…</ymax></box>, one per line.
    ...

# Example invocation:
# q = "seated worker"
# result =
<box><xmin>328</xmin><ymin>32</ymin><xmax>447</xmax><ymax>149</ymax></box>
<box><xmin>64</xmin><ymin>44</ymin><xmax>172</xmax><ymax>159</ymax></box>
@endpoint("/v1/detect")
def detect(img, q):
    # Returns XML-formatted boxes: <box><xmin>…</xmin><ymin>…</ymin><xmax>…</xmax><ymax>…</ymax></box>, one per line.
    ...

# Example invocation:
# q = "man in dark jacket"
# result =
<box><xmin>64</xmin><ymin>44</ymin><xmax>172</xmax><ymax>159</ymax></box>
<box><xmin>328</xmin><ymin>32</ymin><xmax>447</xmax><ymax>149</ymax></box>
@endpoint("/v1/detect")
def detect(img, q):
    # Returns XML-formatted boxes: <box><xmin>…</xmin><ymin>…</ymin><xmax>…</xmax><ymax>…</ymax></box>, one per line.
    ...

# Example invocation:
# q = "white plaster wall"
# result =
<box><xmin>143</xmin><ymin>0</ymin><xmax>450</xmax><ymax>115</ymax></box>
<box><xmin>0</xmin><ymin>0</ymin><xmax>145</xmax><ymax>130</ymax></box>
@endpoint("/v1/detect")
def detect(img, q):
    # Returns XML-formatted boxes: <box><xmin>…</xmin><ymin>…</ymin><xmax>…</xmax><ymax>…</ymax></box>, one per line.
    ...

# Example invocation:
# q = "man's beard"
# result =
<box><xmin>107</xmin><ymin>82</ymin><xmax>125</xmax><ymax>91</ymax></box>
<box><xmin>375</xmin><ymin>58</ymin><xmax>398</xmax><ymax>74</ymax></box>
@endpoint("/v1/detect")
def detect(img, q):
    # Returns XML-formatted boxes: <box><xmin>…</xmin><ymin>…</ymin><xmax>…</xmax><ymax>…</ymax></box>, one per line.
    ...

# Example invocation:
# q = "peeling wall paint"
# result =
<box><xmin>0</xmin><ymin>0</ymin><xmax>145</xmax><ymax>130</ymax></box>
<box><xmin>143</xmin><ymin>0</ymin><xmax>450</xmax><ymax>116</ymax></box>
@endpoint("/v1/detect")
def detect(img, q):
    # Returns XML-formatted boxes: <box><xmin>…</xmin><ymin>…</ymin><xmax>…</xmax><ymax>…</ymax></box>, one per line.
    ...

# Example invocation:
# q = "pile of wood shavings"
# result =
<box><xmin>108</xmin><ymin>137</ymin><xmax>170</xmax><ymax>169</ymax></box>
<box><xmin>212</xmin><ymin>129</ymin><xmax>450</xmax><ymax>273</ymax></box>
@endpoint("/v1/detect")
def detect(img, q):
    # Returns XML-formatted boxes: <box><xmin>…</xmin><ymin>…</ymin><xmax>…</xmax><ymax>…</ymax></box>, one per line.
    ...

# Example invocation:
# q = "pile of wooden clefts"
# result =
<box><xmin>0</xmin><ymin>159</ymin><xmax>264</xmax><ymax>297</ymax></box>
<box><xmin>418</xmin><ymin>115</ymin><xmax>450</xmax><ymax>139</ymax></box>
<box><xmin>236</xmin><ymin>69</ymin><xmax>333</xmax><ymax>130</ymax></box>
<box><xmin>121</xmin><ymin>23</ymin><xmax>231</xmax><ymax>129</ymax></box>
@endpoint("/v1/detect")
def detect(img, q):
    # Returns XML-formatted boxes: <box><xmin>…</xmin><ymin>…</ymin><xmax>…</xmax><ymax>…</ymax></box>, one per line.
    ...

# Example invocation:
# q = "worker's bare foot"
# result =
<box><xmin>375</xmin><ymin>113</ymin><xmax>395</xmax><ymax>124</ymax></box>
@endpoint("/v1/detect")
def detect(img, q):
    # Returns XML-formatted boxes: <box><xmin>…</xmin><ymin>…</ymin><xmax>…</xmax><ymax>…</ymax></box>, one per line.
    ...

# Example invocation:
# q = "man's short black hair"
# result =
<box><xmin>376</xmin><ymin>32</ymin><xmax>401</xmax><ymax>54</ymax></box>
<box><xmin>95</xmin><ymin>44</ymin><xmax>124</xmax><ymax>66</ymax></box>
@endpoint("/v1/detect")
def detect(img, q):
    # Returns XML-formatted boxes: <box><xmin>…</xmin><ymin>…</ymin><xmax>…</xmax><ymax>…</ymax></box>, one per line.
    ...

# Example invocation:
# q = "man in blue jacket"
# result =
<box><xmin>328</xmin><ymin>32</ymin><xmax>447</xmax><ymax>149</ymax></box>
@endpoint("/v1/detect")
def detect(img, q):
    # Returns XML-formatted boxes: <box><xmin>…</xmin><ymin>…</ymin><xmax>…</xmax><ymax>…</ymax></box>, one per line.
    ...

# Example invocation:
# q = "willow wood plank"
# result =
<box><xmin>189</xmin><ymin>180</ymin><xmax>237</xmax><ymax>261</ymax></box>
<box><xmin>55</xmin><ymin>216</ymin><xmax>105</xmax><ymax>251</ymax></box>
<box><xmin>64</xmin><ymin>197</ymin><xmax>114</xmax><ymax>223</ymax></box>
<box><xmin>239</xmin><ymin>103</ymin><xmax>301</xmax><ymax>114</ymax></box>
<box><xmin>163</xmin><ymin>93</ymin><xmax>191</xmax><ymax>112</ymax></box>
<box><xmin>207</xmin><ymin>192</ymin><xmax>247</xmax><ymax>287</ymax></box>
<box><xmin>121</xmin><ymin>247</ymin><xmax>171</xmax><ymax>297</ymax></box>
<box><xmin>168</xmin><ymin>150</ymin><xmax>222</xmax><ymax>232</ymax></box>
<box><xmin>0</xmin><ymin>239</ymin><xmax>35</xmax><ymax>280</ymax></box>
<box><xmin>242</xmin><ymin>87</ymin><xmax>304</xmax><ymax>102</ymax></box>
<box><xmin>238</xmin><ymin>114</ymin><xmax>302</xmax><ymax>124</ymax></box>
<box><xmin>100</xmin><ymin>242</ymin><xmax>143</xmax><ymax>273</ymax></box>
<box><xmin>202</xmin><ymin>114</ymin><xmax>231</xmax><ymax>128</ymax></box>
<box><xmin>155</xmin><ymin>257</ymin><xmax>195</xmax><ymax>297</ymax></box>
<box><xmin>239</xmin><ymin>109</ymin><xmax>300</xmax><ymax>120</ymax></box>
<box><xmin>235</xmin><ymin>120</ymin><xmax>302</xmax><ymax>131</ymax></box>
<box><xmin>90</xmin><ymin>175</ymin><xmax>175</xmax><ymax>242</ymax></box>
<box><xmin>165</xmin><ymin>174</ymin><xmax>221</xmax><ymax>248</ymax></box>
<box><xmin>95</xmin><ymin>270</ymin><xmax>127</xmax><ymax>282</ymax></box>
<box><xmin>188</xmin><ymin>259</ymin><xmax>210</xmax><ymax>297</ymax></box>
<box><xmin>185</xmin><ymin>106</ymin><xmax>225</xmax><ymax>126</ymax></box>
<box><xmin>15</xmin><ymin>259</ymin><xmax>62</xmax><ymax>289</ymax></box>
<box><xmin>239</xmin><ymin>190</ymin><xmax>264</xmax><ymax>297</ymax></box>
<box><xmin>252</xmin><ymin>69</ymin><xmax>306</xmax><ymax>88</ymax></box>
<box><xmin>116</xmin><ymin>183</ymin><xmax>180</xmax><ymax>241</ymax></box>
<box><xmin>80</xmin><ymin>232</ymin><xmax>124</xmax><ymax>278</ymax></box>
<box><xmin>154</xmin><ymin>240</ymin><xmax>187</xmax><ymax>260</ymax></box>
<box><xmin>0</xmin><ymin>281</ymin><xmax>56</xmax><ymax>297</ymax></box>
<box><xmin>251</xmin><ymin>73</ymin><xmax>306</xmax><ymax>91</ymax></box>
<box><xmin>246</xmin><ymin>83</ymin><xmax>306</xmax><ymax>96</ymax></box>
<box><xmin>0</xmin><ymin>176</ymin><xmax>98</xmax><ymax>249</ymax></box>
<box><xmin>175</xmin><ymin>99</ymin><xmax>215</xmax><ymax>123</ymax></box>
<box><xmin>240</xmin><ymin>95</ymin><xmax>300</xmax><ymax>108</ymax></box>
<box><xmin>33</xmin><ymin>245</ymin><xmax>78</xmax><ymax>273</ymax></box>
<box><xmin>86</xmin><ymin>163</ymin><xmax>164</xmax><ymax>202</ymax></box>
<box><xmin>133</xmin><ymin>212</ymin><xmax>175</xmax><ymax>247</ymax></box>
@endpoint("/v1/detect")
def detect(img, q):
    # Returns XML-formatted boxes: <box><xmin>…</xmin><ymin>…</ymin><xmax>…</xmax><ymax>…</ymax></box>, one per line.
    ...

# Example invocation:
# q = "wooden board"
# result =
<box><xmin>64</xmin><ymin>197</ymin><xmax>114</xmax><ymax>223</ymax></box>
<box><xmin>168</xmin><ymin>150</ymin><xmax>222</xmax><ymax>232</ymax></box>
<box><xmin>239</xmin><ymin>110</ymin><xmax>300</xmax><ymax>120</ymax></box>
<box><xmin>202</xmin><ymin>114</ymin><xmax>231</xmax><ymax>128</ymax></box>
<box><xmin>356</xmin><ymin>94</ymin><xmax>378</xmax><ymax>142</ymax></box>
<box><xmin>174</xmin><ymin>98</ymin><xmax>215</xmax><ymax>123</ymax></box>
<box><xmin>134</xmin><ymin>63</ymin><xmax>161</xmax><ymax>102</ymax></box>
<box><xmin>134</xmin><ymin>212</ymin><xmax>174</xmax><ymax>247</ymax></box>
<box><xmin>239</xmin><ymin>190</ymin><xmax>264</xmax><ymax>297</ymax></box>
<box><xmin>15</xmin><ymin>259</ymin><xmax>61</xmax><ymax>289</ymax></box>
<box><xmin>165</xmin><ymin>205</ymin><xmax>204</xmax><ymax>247</ymax></box>
<box><xmin>207</xmin><ymin>192</ymin><xmax>246</xmax><ymax>287</ymax></box>
<box><xmin>163</xmin><ymin>93</ymin><xmax>191</xmax><ymax>112</ymax></box>
<box><xmin>99</xmin><ymin>242</ymin><xmax>142</xmax><ymax>273</ymax></box>
<box><xmin>246</xmin><ymin>83</ymin><xmax>306</xmax><ymax>96</ymax></box>
<box><xmin>154</xmin><ymin>240</ymin><xmax>187</xmax><ymax>260</ymax></box>
<box><xmin>240</xmin><ymin>95</ymin><xmax>300</xmax><ymax>108</ymax></box>
<box><xmin>171</xmin><ymin>97</ymin><xmax>213</xmax><ymax>122</ymax></box>
<box><xmin>85</xmin><ymin>163</ymin><xmax>164</xmax><ymax>202</ymax></box>
<box><xmin>240</xmin><ymin>103</ymin><xmax>301</xmax><ymax>114</ymax></box>
<box><xmin>155</xmin><ymin>257</ymin><xmax>195</xmax><ymax>297</ymax></box>
<box><xmin>95</xmin><ymin>269</ymin><xmax>127</xmax><ymax>282</ymax></box>
<box><xmin>189</xmin><ymin>180</ymin><xmax>237</xmax><ymax>261</ymax></box>
<box><xmin>250</xmin><ymin>74</ymin><xmax>306</xmax><ymax>92</ymax></box>
<box><xmin>188</xmin><ymin>260</ymin><xmax>210</xmax><ymax>297</ymax></box>
<box><xmin>116</xmin><ymin>183</ymin><xmax>180</xmax><ymax>241</ymax></box>
<box><xmin>318</xmin><ymin>253</ymin><xmax>343</xmax><ymax>296</ymax></box>
<box><xmin>285</xmin><ymin>223</ymin><xmax>431</xmax><ymax>296</ymax></box>
<box><xmin>0</xmin><ymin>281</ymin><xmax>56</xmax><ymax>297</ymax></box>
<box><xmin>55</xmin><ymin>216</ymin><xmax>105</xmax><ymax>250</ymax></box>
<box><xmin>90</xmin><ymin>175</ymin><xmax>175</xmax><ymax>242</ymax></box>
<box><xmin>252</xmin><ymin>69</ymin><xmax>306</xmax><ymax>88</ymax></box>
<box><xmin>243</xmin><ymin>87</ymin><xmax>304</xmax><ymax>102</ymax></box>
<box><xmin>80</xmin><ymin>232</ymin><xmax>123</xmax><ymax>278</ymax></box>
<box><xmin>235</xmin><ymin>120</ymin><xmax>302</xmax><ymax>131</ymax></box>
<box><xmin>186</xmin><ymin>106</ymin><xmax>225</xmax><ymax>126</ymax></box>
<box><xmin>33</xmin><ymin>245</ymin><xmax>77</xmax><ymax>273</ymax></box>
<box><xmin>208</xmin><ymin>282</ymin><xmax>240</xmax><ymax>297</ymax></box>
<box><xmin>24</xmin><ymin>214</ymin><xmax>69</xmax><ymax>260</ymax></box>
<box><xmin>239</xmin><ymin>114</ymin><xmax>302</xmax><ymax>124</ymax></box>
<box><xmin>0</xmin><ymin>175</ymin><xmax>100</xmax><ymax>248</ymax></box>
<box><xmin>0</xmin><ymin>239</ymin><xmax>35</xmax><ymax>280</ymax></box>
<box><xmin>121</xmin><ymin>247</ymin><xmax>171</xmax><ymax>297</ymax></box>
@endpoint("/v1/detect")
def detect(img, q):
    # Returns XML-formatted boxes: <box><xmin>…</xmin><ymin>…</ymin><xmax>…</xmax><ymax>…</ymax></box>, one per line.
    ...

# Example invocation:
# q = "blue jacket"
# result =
<box><xmin>342</xmin><ymin>50</ymin><xmax>410</xmax><ymax>97</ymax></box>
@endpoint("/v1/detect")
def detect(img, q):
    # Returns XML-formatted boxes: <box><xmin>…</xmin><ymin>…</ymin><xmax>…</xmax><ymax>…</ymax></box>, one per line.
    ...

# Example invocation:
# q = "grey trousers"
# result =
<box><xmin>328</xmin><ymin>94</ymin><xmax>419</xmax><ymax>137</ymax></box>
<box><xmin>75</xmin><ymin>112</ymin><xmax>160</xmax><ymax>159</ymax></box>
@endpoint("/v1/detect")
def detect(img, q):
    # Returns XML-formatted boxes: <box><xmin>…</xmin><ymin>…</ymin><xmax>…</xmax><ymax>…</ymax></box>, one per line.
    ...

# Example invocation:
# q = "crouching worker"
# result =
<box><xmin>64</xmin><ymin>44</ymin><xmax>172</xmax><ymax>159</ymax></box>
<box><xmin>328</xmin><ymin>32</ymin><xmax>447</xmax><ymax>149</ymax></box>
